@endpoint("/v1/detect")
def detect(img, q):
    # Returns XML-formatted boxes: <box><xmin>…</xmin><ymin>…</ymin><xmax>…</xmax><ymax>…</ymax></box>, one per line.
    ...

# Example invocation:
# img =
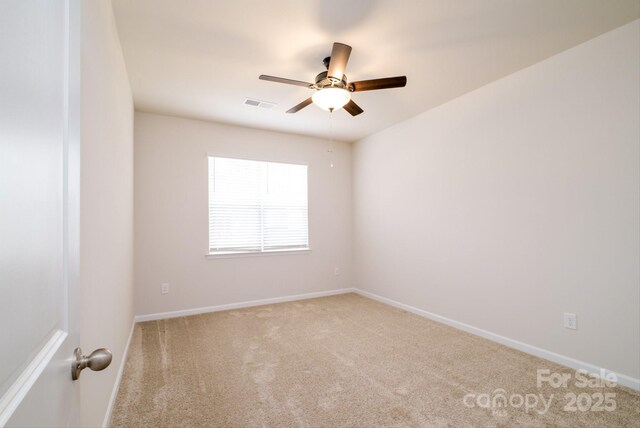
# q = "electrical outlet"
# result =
<box><xmin>334</xmin><ymin>267</ymin><xmax>340</xmax><ymax>276</ymax></box>
<box><xmin>161</xmin><ymin>283</ymin><xmax>169</xmax><ymax>295</ymax></box>
<box><xmin>564</xmin><ymin>312</ymin><xmax>577</xmax><ymax>330</ymax></box>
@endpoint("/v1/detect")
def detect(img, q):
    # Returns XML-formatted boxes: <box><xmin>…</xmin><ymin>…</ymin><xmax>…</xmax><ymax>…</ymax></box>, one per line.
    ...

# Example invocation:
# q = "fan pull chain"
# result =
<box><xmin>328</xmin><ymin>111</ymin><xmax>335</xmax><ymax>168</ymax></box>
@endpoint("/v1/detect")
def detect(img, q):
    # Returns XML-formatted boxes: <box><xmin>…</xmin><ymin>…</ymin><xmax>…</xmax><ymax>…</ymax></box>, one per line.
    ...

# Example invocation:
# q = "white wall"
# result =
<box><xmin>353</xmin><ymin>21</ymin><xmax>639</xmax><ymax>379</ymax></box>
<box><xmin>80</xmin><ymin>1</ymin><xmax>134</xmax><ymax>426</ymax></box>
<box><xmin>134</xmin><ymin>112</ymin><xmax>352</xmax><ymax>316</ymax></box>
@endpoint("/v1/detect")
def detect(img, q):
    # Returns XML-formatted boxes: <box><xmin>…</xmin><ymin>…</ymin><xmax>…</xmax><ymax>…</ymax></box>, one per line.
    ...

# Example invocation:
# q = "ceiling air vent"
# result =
<box><xmin>244</xmin><ymin>98</ymin><xmax>276</xmax><ymax>109</ymax></box>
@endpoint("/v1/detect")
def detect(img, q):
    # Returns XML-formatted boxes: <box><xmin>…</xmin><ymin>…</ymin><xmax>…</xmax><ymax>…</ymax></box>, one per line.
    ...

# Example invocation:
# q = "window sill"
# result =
<box><xmin>206</xmin><ymin>248</ymin><xmax>312</xmax><ymax>259</ymax></box>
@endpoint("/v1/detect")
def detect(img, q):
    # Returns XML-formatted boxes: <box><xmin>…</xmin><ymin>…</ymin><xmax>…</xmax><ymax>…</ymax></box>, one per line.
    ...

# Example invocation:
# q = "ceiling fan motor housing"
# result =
<box><xmin>314</xmin><ymin>71</ymin><xmax>349</xmax><ymax>90</ymax></box>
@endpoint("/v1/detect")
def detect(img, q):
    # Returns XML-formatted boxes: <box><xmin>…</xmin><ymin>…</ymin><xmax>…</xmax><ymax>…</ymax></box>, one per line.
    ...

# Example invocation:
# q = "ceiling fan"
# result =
<box><xmin>259</xmin><ymin>42</ymin><xmax>407</xmax><ymax>116</ymax></box>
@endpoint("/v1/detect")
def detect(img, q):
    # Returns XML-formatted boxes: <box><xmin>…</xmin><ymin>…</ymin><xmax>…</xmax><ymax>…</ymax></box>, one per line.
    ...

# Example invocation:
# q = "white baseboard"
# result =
<box><xmin>134</xmin><ymin>288</ymin><xmax>355</xmax><ymax>323</ymax></box>
<box><xmin>102</xmin><ymin>318</ymin><xmax>136</xmax><ymax>428</ymax></box>
<box><xmin>353</xmin><ymin>288</ymin><xmax>640</xmax><ymax>391</ymax></box>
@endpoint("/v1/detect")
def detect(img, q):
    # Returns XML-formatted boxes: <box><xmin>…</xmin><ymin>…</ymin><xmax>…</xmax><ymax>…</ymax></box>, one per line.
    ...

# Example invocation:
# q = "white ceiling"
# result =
<box><xmin>112</xmin><ymin>0</ymin><xmax>639</xmax><ymax>142</ymax></box>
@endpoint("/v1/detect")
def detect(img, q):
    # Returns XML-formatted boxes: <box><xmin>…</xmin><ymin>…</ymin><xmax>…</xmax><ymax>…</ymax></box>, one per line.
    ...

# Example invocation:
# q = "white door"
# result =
<box><xmin>0</xmin><ymin>1</ymin><xmax>82</xmax><ymax>426</ymax></box>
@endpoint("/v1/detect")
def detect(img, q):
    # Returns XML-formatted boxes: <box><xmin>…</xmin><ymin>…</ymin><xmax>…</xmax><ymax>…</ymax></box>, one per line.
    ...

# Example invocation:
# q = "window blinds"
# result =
<box><xmin>208</xmin><ymin>156</ymin><xmax>309</xmax><ymax>254</ymax></box>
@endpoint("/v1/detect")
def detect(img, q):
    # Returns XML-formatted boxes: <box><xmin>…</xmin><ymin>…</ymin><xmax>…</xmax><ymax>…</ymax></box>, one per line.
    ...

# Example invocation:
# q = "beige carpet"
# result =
<box><xmin>110</xmin><ymin>293</ymin><xmax>639</xmax><ymax>427</ymax></box>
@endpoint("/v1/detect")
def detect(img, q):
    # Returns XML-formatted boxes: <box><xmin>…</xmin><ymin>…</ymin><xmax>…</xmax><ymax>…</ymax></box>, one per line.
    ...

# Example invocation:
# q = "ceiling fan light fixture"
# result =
<box><xmin>312</xmin><ymin>87</ymin><xmax>351</xmax><ymax>111</ymax></box>
<box><xmin>260</xmin><ymin>42</ymin><xmax>406</xmax><ymax>116</ymax></box>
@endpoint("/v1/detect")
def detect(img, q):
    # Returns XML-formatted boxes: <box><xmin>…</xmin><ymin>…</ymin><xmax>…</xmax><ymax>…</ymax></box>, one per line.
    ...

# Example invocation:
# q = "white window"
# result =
<box><xmin>208</xmin><ymin>156</ymin><xmax>309</xmax><ymax>255</ymax></box>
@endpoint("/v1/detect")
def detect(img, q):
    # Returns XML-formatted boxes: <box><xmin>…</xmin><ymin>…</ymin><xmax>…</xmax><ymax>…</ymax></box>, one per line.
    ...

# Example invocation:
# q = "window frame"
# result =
<box><xmin>206</xmin><ymin>154</ymin><xmax>311</xmax><ymax>258</ymax></box>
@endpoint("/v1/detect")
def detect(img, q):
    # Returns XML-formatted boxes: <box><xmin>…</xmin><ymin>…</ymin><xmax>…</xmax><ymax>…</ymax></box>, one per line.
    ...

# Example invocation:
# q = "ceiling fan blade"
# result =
<box><xmin>327</xmin><ymin>43</ymin><xmax>352</xmax><ymax>81</ymax></box>
<box><xmin>286</xmin><ymin>97</ymin><xmax>313</xmax><ymax>113</ymax></box>
<box><xmin>349</xmin><ymin>76</ymin><xmax>407</xmax><ymax>92</ymax></box>
<box><xmin>343</xmin><ymin>99</ymin><xmax>363</xmax><ymax>116</ymax></box>
<box><xmin>259</xmin><ymin>75</ymin><xmax>313</xmax><ymax>88</ymax></box>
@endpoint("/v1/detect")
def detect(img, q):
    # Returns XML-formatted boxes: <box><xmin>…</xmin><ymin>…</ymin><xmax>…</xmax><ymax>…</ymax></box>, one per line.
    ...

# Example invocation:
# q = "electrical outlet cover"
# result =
<box><xmin>564</xmin><ymin>312</ymin><xmax>577</xmax><ymax>330</ymax></box>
